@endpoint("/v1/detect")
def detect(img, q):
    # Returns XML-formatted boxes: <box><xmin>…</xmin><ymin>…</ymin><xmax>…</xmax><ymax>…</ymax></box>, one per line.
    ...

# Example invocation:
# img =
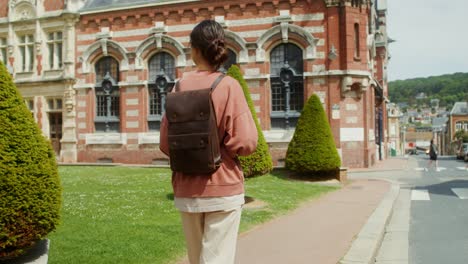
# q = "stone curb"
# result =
<box><xmin>339</xmin><ymin>181</ymin><xmax>400</xmax><ymax>264</ymax></box>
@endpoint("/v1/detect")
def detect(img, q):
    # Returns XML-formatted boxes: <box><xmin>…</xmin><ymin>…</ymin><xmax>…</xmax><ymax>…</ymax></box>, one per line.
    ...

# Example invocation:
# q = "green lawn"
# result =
<box><xmin>48</xmin><ymin>166</ymin><xmax>338</xmax><ymax>264</ymax></box>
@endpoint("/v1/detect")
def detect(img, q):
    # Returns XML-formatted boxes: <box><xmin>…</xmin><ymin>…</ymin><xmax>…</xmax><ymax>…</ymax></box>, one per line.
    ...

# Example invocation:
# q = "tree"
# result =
<box><xmin>0</xmin><ymin>61</ymin><xmax>61</xmax><ymax>259</ymax></box>
<box><xmin>455</xmin><ymin>130</ymin><xmax>468</xmax><ymax>143</ymax></box>
<box><xmin>285</xmin><ymin>94</ymin><xmax>341</xmax><ymax>174</ymax></box>
<box><xmin>227</xmin><ymin>65</ymin><xmax>273</xmax><ymax>177</ymax></box>
<box><xmin>388</xmin><ymin>72</ymin><xmax>468</xmax><ymax>108</ymax></box>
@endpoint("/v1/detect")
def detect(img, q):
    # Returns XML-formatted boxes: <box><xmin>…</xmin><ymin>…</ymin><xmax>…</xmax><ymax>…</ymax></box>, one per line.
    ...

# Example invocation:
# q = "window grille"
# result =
<box><xmin>95</xmin><ymin>56</ymin><xmax>119</xmax><ymax>84</ymax></box>
<box><xmin>94</xmin><ymin>57</ymin><xmax>120</xmax><ymax>132</ymax></box>
<box><xmin>148</xmin><ymin>52</ymin><xmax>175</xmax><ymax>131</ymax></box>
<box><xmin>270</xmin><ymin>43</ymin><xmax>304</xmax><ymax>129</ymax></box>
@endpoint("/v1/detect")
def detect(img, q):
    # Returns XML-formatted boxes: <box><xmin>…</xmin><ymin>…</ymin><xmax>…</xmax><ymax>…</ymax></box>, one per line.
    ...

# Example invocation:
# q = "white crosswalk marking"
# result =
<box><xmin>451</xmin><ymin>188</ymin><xmax>468</xmax><ymax>199</ymax></box>
<box><xmin>437</xmin><ymin>167</ymin><xmax>447</xmax><ymax>171</ymax></box>
<box><xmin>456</xmin><ymin>167</ymin><xmax>468</xmax><ymax>171</ymax></box>
<box><xmin>414</xmin><ymin>168</ymin><xmax>425</xmax><ymax>171</ymax></box>
<box><xmin>411</xmin><ymin>190</ymin><xmax>430</xmax><ymax>201</ymax></box>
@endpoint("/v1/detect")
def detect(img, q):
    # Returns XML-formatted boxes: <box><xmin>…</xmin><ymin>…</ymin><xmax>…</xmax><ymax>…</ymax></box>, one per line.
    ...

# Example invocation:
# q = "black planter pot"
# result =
<box><xmin>1</xmin><ymin>239</ymin><xmax>49</xmax><ymax>264</ymax></box>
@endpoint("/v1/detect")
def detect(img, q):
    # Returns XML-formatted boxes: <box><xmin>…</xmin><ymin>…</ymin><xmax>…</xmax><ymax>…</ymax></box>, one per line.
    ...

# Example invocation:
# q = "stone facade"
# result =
<box><xmin>0</xmin><ymin>0</ymin><xmax>80</xmax><ymax>162</ymax></box>
<box><xmin>387</xmin><ymin>103</ymin><xmax>402</xmax><ymax>155</ymax></box>
<box><xmin>3</xmin><ymin>0</ymin><xmax>391</xmax><ymax>168</ymax></box>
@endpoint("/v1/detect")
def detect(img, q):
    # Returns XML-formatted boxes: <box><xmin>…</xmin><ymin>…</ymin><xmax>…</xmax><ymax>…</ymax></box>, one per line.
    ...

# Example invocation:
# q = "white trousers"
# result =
<box><xmin>180</xmin><ymin>207</ymin><xmax>242</xmax><ymax>264</ymax></box>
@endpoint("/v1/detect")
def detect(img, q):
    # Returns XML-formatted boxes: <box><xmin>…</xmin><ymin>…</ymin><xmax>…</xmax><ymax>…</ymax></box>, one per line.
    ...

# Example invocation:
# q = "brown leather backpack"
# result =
<box><xmin>165</xmin><ymin>74</ymin><xmax>225</xmax><ymax>174</ymax></box>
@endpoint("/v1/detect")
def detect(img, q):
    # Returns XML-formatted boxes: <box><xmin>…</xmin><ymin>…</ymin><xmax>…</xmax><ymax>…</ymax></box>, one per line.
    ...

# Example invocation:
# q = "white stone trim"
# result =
<box><xmin>74</xmin><ymin>84</ymin><xmax>94</xmax><ymax>90</ymax></box>
<box><xmin>256</xmin><ymin>24</ymin><xmax>320</xmax><ymax>61</ymax></box>
<box><xmin>80</xmin><ymin>0</ymin><xmax>202</xmax><ymax>15</ymax></box>
<box><xmin>303</xmin><ymin>70</ymin><xmax>372</xmax><ymax>78</ymax></box>
<box><xmin>244</xmin><ymin>74</ymin><xmax>270</xmax><ymax>80</ymax></box>
<box><xmin>225</xmin><ymin>30</ymin><xmax>248</xmax><ymax>63</ymax></box>
<box><xmin>80</xmin><ymin>39</ymin><xmax>130</xmax><ymax>73</ymax></box>
<box><xmin>264</xmin><ymin>129</ymin><xmax>295</xmax><ymax>143</ymax></box>
<box><xmin>134</xmin><ymin>34</ymin><xmax>186</xmax><ymax>69</ymax></box>
<box><xmin>85</xmin><ymin>133</ymin><xmax>127</xmax><ymax>145</ymax></box>
<box><xmin>118</xmin><ymin>81</ymin><xmax>147</xmax><ymax>87</ymax></box>
<box><xmin>138</xmin><ymin>133</ymin><xmax>161</xmax><ymax>144</ymax></box>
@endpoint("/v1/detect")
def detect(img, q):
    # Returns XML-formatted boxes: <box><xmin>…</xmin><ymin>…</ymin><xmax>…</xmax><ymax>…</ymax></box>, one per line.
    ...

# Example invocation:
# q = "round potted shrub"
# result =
<box><xmin>0</xmin><ymin>61</ymin><xmax>61</xmax><ymax>260</ymax></box>
<box><xmin>227</xmin><ymin>65</ymin><xmax>273</xmax><ymax>177</ymax></box>
<box><xmin>285</xmin><ymin>94</ymin><xmax>341</xmax><ymax>176</ymax></box>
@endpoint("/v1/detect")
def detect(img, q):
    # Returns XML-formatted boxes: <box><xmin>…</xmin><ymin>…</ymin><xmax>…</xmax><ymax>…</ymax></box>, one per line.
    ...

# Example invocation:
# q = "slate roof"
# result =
<box><xmin>80</xmin><ymin>0</ymin><xmax>181</xmax><ymax>12</ymax></box>
<box><xmin>450</xmin><ymin>102</ymin><xmax>468</xmax><ymax>116</ymax></box>
<box><xmin>432</xmin><ymin>117</ymin><xmax>448</xmax><ymax>130</ymax></box>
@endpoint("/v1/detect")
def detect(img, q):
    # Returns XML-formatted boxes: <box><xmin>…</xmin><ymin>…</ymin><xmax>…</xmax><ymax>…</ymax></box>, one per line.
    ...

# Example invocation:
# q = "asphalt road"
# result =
<box><xmin>410</xmin><ymin>156</ymin><xmax>468</xmax><ymax>264</ymax></box>
<box><xmin>349</xmin><ymin>155</ymin><xmax>468</xmax><ymax>264</ymax></box>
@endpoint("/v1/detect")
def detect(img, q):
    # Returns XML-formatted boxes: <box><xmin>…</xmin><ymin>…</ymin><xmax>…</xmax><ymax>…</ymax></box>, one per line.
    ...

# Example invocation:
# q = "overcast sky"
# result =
<box><xmin>386</xmin><ymin>0</ymin><xmax>468</xmax><ymax>81</ymax></box>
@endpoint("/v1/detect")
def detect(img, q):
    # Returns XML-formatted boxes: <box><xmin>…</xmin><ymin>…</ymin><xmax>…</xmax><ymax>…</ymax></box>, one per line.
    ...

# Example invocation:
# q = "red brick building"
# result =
<box><xmin>2</xmin><ymin>0</ymin><xmax>391</xmax><ymax>168</ymax></box>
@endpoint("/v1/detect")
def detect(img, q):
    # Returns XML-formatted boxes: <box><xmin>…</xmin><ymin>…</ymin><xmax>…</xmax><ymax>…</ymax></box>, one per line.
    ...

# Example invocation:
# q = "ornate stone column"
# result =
<box><xmin>60</xmin><ymin>81</ymin><xmax>78</xmax><ymax>163</ymax></box>
<box><xmin>60</xmin><ymin>17</ymin><xmax>79</xmax><ymax>163</ymax></box>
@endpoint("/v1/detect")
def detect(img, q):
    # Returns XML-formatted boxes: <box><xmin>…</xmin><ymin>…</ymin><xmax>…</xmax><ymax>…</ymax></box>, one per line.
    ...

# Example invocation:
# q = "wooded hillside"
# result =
<box><xmin>389</xmin><ymin>72</ymin><xmax>468</xmax><ymax>108</ymax></box>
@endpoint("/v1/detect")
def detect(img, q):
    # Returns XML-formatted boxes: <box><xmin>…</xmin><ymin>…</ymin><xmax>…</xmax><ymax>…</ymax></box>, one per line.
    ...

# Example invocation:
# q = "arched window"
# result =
<box><xmin>354</xmin><ymin>23</ymin><xmax>360</xmax><ymax>59</ymax></box>
<box><xmin>148</xmin><ymin>52</ymin><xmax>175</xmax><ymax>131</ymax></box>
<box><xmin>220</xmin><ymin>49</ymin><xmax>237</xmax><ymax>72</ymax></box>
<box><xmin>270</xmin><ymin>43</ymin><xmax>304</xmax><ymax>129</ymax></box>
<box><xmin>94</xmin><ymin>56</ymin><xmax>120</xmax><ymax>132</ymax></box>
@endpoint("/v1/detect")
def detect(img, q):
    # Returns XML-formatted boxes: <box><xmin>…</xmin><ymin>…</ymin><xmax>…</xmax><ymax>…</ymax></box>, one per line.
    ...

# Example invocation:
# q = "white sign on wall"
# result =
<box><xmin>340</xmin><ymin>128</ymin><xmax>364</xmax><ymax>142</ymax></box>
<box><xmin>332</xmin><ymin>110</ymin><xmax>340</xmax><ymax>119</ymax></box>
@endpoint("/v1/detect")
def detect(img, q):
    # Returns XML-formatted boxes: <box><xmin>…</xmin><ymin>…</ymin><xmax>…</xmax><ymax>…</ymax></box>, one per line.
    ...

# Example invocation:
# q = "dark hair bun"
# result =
<box><xmin>205</xmin><ymin>39</ymin><xmax>228</xmax><ymax>69</ymax></box>
<box><xmin>190</xmin><ymin>20</ymin><xmax>229</xmax><ymax>69</ymax></box>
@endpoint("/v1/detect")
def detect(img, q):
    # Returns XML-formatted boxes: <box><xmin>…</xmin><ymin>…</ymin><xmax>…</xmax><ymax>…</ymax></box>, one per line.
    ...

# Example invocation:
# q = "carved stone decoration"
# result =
<box><xmin>64</xmin><ymin>86</ymin><xmax>75</xmax><ymax>112</ymax></box>
<box><xmin>341</xmin><ymin>76</ymin><xmax>352</xmax><ymax>94</ymax></box>
<box><xmin>100</xmin><ymin>38</ymin><xmax>108</xmax><ymax>56</ymax></box>
<box><xmin>360</xmin><ymin>77</ymin><xmax>369</xmax><ymax>92</ymax></box>
<box><xmin>11</xmin><ymin>0</ymin><xmax>37</xmax><ymax>21</ymax></box>
<box><xmin>35</xmin><ymin>42</ymin><xmax>41</xmax><ymax>54</ymax></box>
<box><xmin>154</xmin><ymin>34</ymin><xmax>163</xmax><ymax>50</ymax></box>
<box><xmin>341</xmin><ymin>76</ymin><xmax>370</xmax><ymax>98</ymax></box>
<box><xmin>280</xmin><ymin>22</ymin><xmax>289</xmax><ymax>43</ymax></box>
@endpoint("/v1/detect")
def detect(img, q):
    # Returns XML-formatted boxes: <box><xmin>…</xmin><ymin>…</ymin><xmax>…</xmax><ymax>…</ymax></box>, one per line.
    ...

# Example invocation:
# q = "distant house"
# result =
<box><xmin>415</xmin><ymin>92</ymin><xmax>427</xmax><ymax>100</ymax></box>
<box><xmin>432</xmin><ymin>116</ymin><xmax>449</xmax><ymax>155</ymax></box>
<box><xmin>448</xmin><ymin>102</ymin><xmax>468</xmax><ymax>141</ymax></box>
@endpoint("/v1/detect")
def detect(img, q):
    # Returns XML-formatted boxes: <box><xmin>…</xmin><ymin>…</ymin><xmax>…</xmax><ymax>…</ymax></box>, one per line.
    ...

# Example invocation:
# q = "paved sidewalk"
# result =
<box><xmin>349</xmin><ymin>157</ymin><xmax>409</xmax><ymax>173</ymax></box>
<box><xmin>178</xmin><ymin>179</ymin><xmax>391</xmax><ymax>264</ymax></box>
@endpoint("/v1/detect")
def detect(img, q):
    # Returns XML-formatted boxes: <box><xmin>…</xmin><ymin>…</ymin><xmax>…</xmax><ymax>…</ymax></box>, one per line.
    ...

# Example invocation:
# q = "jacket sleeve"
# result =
<box><xmin>223</xmin><ymin>80</ymin><xmax>258</xmax><ymax>157</ymax></box>
<box><xmin>159</xmin><ymin>115</ymin><xmax>170</xmax><ymax>156</ymax></box>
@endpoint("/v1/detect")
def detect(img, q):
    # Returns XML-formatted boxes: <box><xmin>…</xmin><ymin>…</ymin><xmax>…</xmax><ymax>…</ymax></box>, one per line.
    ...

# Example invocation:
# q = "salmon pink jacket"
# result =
<box><xmin>160</xmin><ymin>71</ymin><xmax>258</xmax><ymax>198</ymax></box>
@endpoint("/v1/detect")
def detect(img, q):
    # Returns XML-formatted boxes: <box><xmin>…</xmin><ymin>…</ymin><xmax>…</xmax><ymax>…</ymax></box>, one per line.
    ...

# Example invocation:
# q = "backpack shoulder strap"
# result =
<box><xmin>210</xmin><ymin>74</ymin><xmax>225</xmax><ymax>91</ymax></box>
<box><xmin>173</xmin><ymin>80</ymin><xmax>180</xmax><ymax>92</ymax></box>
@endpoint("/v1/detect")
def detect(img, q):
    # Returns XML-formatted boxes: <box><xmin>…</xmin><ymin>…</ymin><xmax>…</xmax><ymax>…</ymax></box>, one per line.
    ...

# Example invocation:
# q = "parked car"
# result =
<box><xmin>457</xmin><ymin>143</ymin><xmax>468</xmax><ymax>160</ymax></box>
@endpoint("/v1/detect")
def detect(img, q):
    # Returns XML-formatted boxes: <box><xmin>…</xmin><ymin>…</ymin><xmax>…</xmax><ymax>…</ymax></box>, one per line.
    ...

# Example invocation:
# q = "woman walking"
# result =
<box><xmin>159</xmin><ymin>20</ymin><xmax>258</xmax><ymax>264</ymax></box>
<box><xmin>426</xmin><ymin>139</ymin><xmax>439</xmax><ymax>172</ymax></box>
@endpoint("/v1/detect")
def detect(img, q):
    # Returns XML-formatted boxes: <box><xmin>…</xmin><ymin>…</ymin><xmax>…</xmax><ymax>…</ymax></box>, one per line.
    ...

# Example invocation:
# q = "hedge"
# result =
<box><xmin>0</xmin><ymin>61</ymin><xmax>61</xmax><ymax>259</ymax></box>
<box><xmin>285</xmin><ymin>94</ymin><xmax>341</xmax><ymax>174</ymax></box>
<box><xmin>227</xmin><ymin>65</ymin><xmax>273</xmax><ymax>177</ymax></box>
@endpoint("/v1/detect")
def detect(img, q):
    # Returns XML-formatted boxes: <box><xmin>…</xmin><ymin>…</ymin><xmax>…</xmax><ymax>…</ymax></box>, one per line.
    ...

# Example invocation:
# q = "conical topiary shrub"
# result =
<box><xmin>0</xmin><ymin>61</ymin><xmax>61</xmax><ymax>259</ymax></box>
<box><xmin>285</xmin><ymin>94</ymin><xmax>341</xmax><ymax>174</ymax></box>
<box><xmin>227</xmin><ymin>65</ymin><xmax>273</xmax><ymax>177</ymax></box>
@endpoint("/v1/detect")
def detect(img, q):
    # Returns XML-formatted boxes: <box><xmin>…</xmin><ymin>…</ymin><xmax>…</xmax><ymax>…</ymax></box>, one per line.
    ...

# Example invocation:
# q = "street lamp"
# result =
<box><xmin>101</xmin><ymin>72</ymin><xmax>118</xmax><ymax>132</ymax></box>
<box><xmin>103</xmin><ymin>80</ymin><xmax>113</xmax><ymax>132</ymax></box>
<box><xmin>155</xmin><ymin>69</ymin><xmax>173</xmax><ymax>113</ymax></box>
<box><xmin>280</xmin><ymin>62</ymin><xmax>296</xmax><ymax>130</ymax></box>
